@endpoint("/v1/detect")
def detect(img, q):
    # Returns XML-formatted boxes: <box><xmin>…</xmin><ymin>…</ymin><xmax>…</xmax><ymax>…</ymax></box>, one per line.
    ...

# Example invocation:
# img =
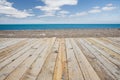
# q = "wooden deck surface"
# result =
<box><xmin>0</xmin><ymin>37</ymin><xmax>120</xmax><ymax>80</ymax></box>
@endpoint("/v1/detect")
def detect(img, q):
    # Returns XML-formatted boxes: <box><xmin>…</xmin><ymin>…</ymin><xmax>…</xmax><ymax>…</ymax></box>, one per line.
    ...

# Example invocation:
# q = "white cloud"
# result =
<box><xmin>70</xmin><ymin>12</ymin><xmax>88</xmax><ymax>17</ymax></box>
<box><xmin>69</xmin><ymin>3</ymin><xmax>116</xmax><ymax>17</ymax></box>
<box><xmin>102</xmin><ymin>6</ymin><xmax>116</xmax><ymax>11</ymax></box>
<box><xmin>0</xmin><ymin>0</ymin><xmax>34</xmax><ymax>18</ymax></box>
<box><xmin>93</xmin><ymin>6</ymin><xmax>100</xmax><ymax>9</ymax></box>
<box><xmin>36</xmin><ymin>1</ymin><xmax>116</xmax><ymax>18</ymax></box>
<box><xmin>88</xmin><ymin>9</ymin><xmax>101</xmax><ymax>13</ymax></box>
<box><xmin>88</xmin><ymin>6</ymin><xmax>101</xmax><ymax>13</ymax></box>
<box><xmin>35</xmin><ymin>6</ymin><xmax>60</xmax><ymax>12</ymax></box>
<box><xmin>36</xmin><ymin>0</ymin><xmax>77</xmax><ymax>12</ymax></box>
<box><xmin>59</xmin><ymin>10</ymin><xmax>69</xmax><ymax>14</ymax></box>
<box><xmin>35</xmin><ymin>0</ymin><xmax>78</xmax><ymax>17</ymax></box>
<box><xmin>102</xmin><ymin>3</ymin><xmax>116</xmax><ymax>11</ymax></box>
<box><xmin>75</xmin><ymin>12</ymin><xmax>88</xmax><ymax>16</ymax></box>
<box><xmin>88</xmin><ymin>3</ymin><xmax>116</xmax><ymax>13</ymax></box>
<box><xmin>57</xmin><ymin>10</ymin><xmax>70</xmax><ymax>17</ymax></box>
<box><xmin>38</xmin><ymin>12</ymin><xmax>55</xmax><ymax>18</ymax></box>
<box><xmin>106</xmin><ymin>3</ymin><xmax>113</xmax><ymax>7</ymax></box>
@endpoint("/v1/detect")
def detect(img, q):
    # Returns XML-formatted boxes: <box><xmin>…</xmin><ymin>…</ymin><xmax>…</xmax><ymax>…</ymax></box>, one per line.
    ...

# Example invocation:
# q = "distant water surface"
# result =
<box><xmin>0</xmin><ymin>24</ymin><xmax>120</xmax><ymax>30</ymax></box>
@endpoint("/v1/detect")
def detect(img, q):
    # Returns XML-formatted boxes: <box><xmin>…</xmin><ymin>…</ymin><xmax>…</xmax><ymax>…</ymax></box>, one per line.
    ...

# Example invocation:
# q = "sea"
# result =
<box><xmin>0</xmin><ymin>24</ymin><xmax>120</xmax><ymax>30</ymax></box>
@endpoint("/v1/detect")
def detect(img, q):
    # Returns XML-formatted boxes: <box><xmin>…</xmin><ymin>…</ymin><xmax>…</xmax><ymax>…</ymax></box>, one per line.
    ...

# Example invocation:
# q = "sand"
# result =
<box><xmin>0</xmin><ymin>29</ymin><xmax>120</xmax><ymax>38</ymax></box>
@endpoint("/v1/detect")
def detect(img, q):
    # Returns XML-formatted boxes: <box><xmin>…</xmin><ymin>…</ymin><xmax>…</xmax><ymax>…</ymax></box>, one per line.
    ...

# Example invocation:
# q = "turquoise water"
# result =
<box><xmin>0</xmin><ymin>24</ymin><xmax>120</xmax><ymax>30</ymax></box>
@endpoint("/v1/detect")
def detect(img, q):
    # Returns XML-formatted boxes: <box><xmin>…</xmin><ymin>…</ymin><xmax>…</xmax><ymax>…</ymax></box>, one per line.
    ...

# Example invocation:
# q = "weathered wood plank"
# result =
<box><xmin>0</xmin><ymin>39</ymin><xmax>25</xmax><ymax>50</ymax></box>
<box><xmin>36</xmin><ymin>38</ymin><xmax>59</xmax><ymax>80</ymax></box>
<box><xmin>0</xmin><ymin>39</ymin><xmax>14</xmax><ymax>45</ymax></box>
<box><xmin>76</xmin><ymin>38</ymin><xmax>115</xmax><ymax>80</ymax></box>
<box><xmin>80</xmin><ymin>39</ymin><xmax>120</xmax><ymax>79</ymax></box>
<box><xmin>100</xmin><ymin>37</ymin><xmax>120</xmax><ymax>48</ymax></box>
<box><xmin>86</xmin><ymin>39</ymin><xmax>120</xmax><ymax>66</ymax></box>
<box><xmin>0</xmin><ymin>39</ymin><xmax>33</xmax><ymax>62</ymax></box>
<box><xmin>0</xmin><ymin>39</ymin><xmax>27</xmax><ymax>60</ymax></box>
<box><xmin>0</xmin><ymin>39</ymin><xmax>39</xmax><ymax>70</ymax></box>
<box><xmin>65</xmin><ymin>38</ymin><xmax>84</xmax><ymax>80</ymax></box>
<box><xmin>53</xmin><ymin>38</ymin><xmax>68</xmax><ymax>80</ymax></box>
<box><xmin>0</xmin><ymin>39</ymin><xmax>41</xmax><ymax>80</ymax></box>
<box><xmin>61</xmin><ymin>39</ymin><xmax>68</xmax><ymax>80</ymax></box>
<box><xmin>53</xmin><ymin>39</ymin><xmax>63</xmax><ymax>80</ymax></box>
<box><xmin>0</xmin><ymin>38</ymin><xmax>120</xmax><ymax>80</ymax></box>
<box><xmin>88</xmin><ymin>38</ymin><xmax>120</xmax><ymax>61</ymax></box>
<box><xmin>108</xmin><ymin>37</ymin><xmax>120</xmax><ymax>44</ymax></box>
<box><xmin>20</xmin><ymin>38</ymin><xmax>56</xmax><ymax>80</ymax></box>
<box><xmin>0</xmin><ymin>38</ymin><xmax>13</xmax><ymax>44</ymax></box>
<box><xmin>5</xmin><ymin>39</ymin><xmax>47</xmax><ymax>80</ymax></box>
<box><xmin>91</xmin><ymin>38</ymin><xmax>120</xmax><ymax>54</ymax></box>
<box><xmin>70</xmin><ymin>38</ymin><xmax>100</xmax><ymax>80</ymax></box>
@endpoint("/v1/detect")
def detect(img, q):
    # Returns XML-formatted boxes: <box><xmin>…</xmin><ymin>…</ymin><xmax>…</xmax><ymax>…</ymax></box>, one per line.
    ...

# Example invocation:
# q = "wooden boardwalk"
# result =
<box><xmin>0</xmin><ymin>37</ymin><xmax>120</xmax><ymax>80</ymax></box>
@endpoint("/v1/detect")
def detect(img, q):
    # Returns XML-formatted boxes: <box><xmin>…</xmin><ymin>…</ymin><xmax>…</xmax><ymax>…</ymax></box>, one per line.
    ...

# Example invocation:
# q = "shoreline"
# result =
<box><xmin>0</xmin><ymin>28</ymin><xmax>120</xmax><ymax>31</ymax></box>
<box><xmin>0</xmin><ymin>29</ymin><xmax>120</xmax><ymax>38</ymax></box>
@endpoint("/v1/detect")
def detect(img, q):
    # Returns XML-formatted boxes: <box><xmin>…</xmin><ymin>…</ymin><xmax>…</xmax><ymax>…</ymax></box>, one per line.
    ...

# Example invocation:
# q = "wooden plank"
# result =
<box><xmin>20</xmin><ymin>38</ymin><xmax>56</xmax><ymax>80</ymax></box>
<box><xmin>65</xmin><ymin>38</ymin><xmax>84</xmax><ymax>80</ymax></box>
<box><xmin>0</xmin><ymin>38</ymin><xmax>13</xmax><ymax>44</ymax></box>
<box><xmin>98</xmin><ymin>38</ymin><xmax>120</xmax><ymax>50</ymax></box>
<box><xmin>0</xmin><ymin>39</ymin><xmax>39</xmax><ymax>70</ymax></box>
<box><xmin>91</xmin><ymin>38</ymin><xmax>120</xmax><ymax>54</ymax></box>
<box><xmin>0</xmin><ymin>37</ymin><xmax>120</xmax><ymax>80</ymax></box>
<box><xmin>100</xmin><ymin>37</ymin><xmax>120</xmax><ymax>47</ymax></box>
<box><xmin>0</xmin><ymin>39</ymin><xmax>27</xmax><ymax>53</ymax></box>
<box><xmin>0</xmin><ymin>39</ymin><xmax>14</xmax><ymax>45</ymax></box>
<box><xmin>70</xmin><ymin>38</ymin><xmax>100</xmax><ymax>80</ymax></box>
<box><xmin>5</xmin><ymin>39</ymin><xmax>47</xmax><ymax>80</ymax></box>
<box><xmin>0</xmin><ymin>39</ymin><xmax>33</xmax><ymax>62</ymax></box>
<box><xmin>61</xmin><ymin>39</ymin><xmax>68</xmax><ymax>80</ymax></box>
<box><xmin>53</xmin><ymin>38</ymin><xmax>63</xmax><ymax>80</ymax></box>
<box><xmin>0</xmin><ymin>39</ymin><xmax>17</xmax><ymax>49</ymax></box>
<box><xmin>53</xmin><ymin>38</ymin><xmax>68</xmax><ymax>80</ymax></box>
<box><xmin>0</xmin><ymin>39</ymin><xmax>25</xmax><ymax>50</ymax></box>
<box><xmin>108</xmin><ymin>37</ymin><xmax>120</xmax><ymax>44</ymax></box>
<box><xmin>86</xmin><ymin>39</ymin><xmax>120</xmax><ymax>66</ymax></box>
<box><xmin>76</xmin><ymin>38</ymin><xmax>115</xmax><ymax>80</ymax></box>
<box><xmin>0</xmin><ymin>39</ymin><xmax>27</xmax><ymax>60</ymax></box>
<box><xmin>88</xmin><ymin>38</ymin><xmax>120</xmax><ymax>61</ymax></box>
<box><xmin>0</xmin><ymin>39</ymin><xmax>42</xmax><ymax>80</ymax></box>
<box><xmin>36</xmin><ymin>38</ymin><xmax>59</xmax><ymax>80</ymax></box>
<box><xmin>80</xmin><ymin>39</ymin><xmax>120</xmax><ymax>79</ymax></box>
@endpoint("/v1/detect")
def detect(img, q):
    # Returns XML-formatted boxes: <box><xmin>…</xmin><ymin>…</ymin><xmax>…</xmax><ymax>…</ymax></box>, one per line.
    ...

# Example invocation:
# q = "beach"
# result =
<box><xmin>0</xmin><ymin>29</ymin><xmax>120</xmax><ymax>38</ymax></box>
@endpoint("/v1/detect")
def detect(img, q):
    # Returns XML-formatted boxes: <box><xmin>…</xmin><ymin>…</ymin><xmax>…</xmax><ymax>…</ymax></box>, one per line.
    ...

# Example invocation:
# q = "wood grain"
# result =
<box><xmin>0</xmin><ymin>37</ymin><xmax>120</xmax><ymax>80</ymax></box>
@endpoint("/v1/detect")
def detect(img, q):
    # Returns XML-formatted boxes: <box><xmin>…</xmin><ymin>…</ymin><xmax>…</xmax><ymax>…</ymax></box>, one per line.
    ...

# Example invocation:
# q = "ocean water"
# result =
<box><xmin>0</xmin><ymin>24</ymin><xmax>120</xmax><ymax>30</ymax></box>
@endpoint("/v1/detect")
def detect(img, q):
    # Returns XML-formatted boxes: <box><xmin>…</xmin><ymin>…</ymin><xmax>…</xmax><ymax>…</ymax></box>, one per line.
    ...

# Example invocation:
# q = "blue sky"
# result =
<box><xmin>0</xmin><ymin>0</ymin><xmax>120</xmax><ymax>24</ymax></box>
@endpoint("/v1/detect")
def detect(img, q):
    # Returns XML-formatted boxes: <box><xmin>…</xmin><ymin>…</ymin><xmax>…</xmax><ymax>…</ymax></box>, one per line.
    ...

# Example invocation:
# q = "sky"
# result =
<box><xmin>0</xmin><ymin>0</ymin><xmax>120</xmax><ymax>24</ymax></box>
